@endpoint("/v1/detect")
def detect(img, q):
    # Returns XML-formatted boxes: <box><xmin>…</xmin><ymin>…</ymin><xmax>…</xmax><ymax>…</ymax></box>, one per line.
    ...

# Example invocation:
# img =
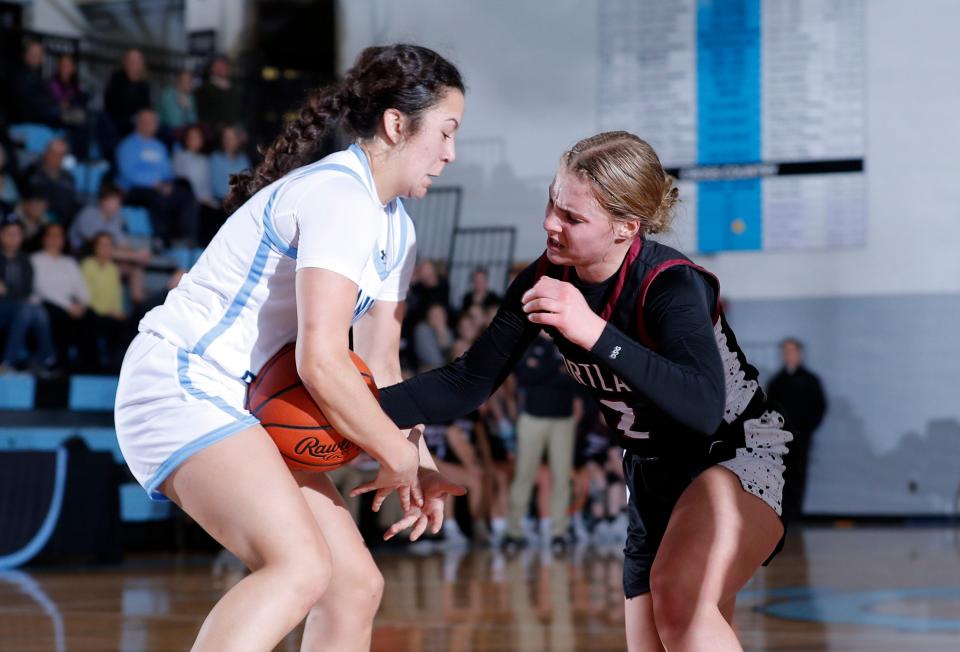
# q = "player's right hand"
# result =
<box><xmin>349</xmin><ymin>429</ymin><xmax>424</xmax><ymax>512</ymax></box>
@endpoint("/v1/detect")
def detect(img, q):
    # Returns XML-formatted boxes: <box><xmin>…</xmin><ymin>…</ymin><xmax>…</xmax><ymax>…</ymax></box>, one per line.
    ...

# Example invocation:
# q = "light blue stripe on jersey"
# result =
<box><xmin>353</xmin><ymin>288</ymin><xmax>375</xmax><ymax>322</ymax></box>
<box><xmin>349</xmin><ymin>143</ymin><xmax>375</xmax><ymax>189</ymax></box>
<box><xmin>145</xmin><ymin>414</ymin><xmax>260</xmax><ymax>500</ymax></box>
<box><xmin>191</xmin><ymin>234</ymin><xmax>272</xmax><ymax>357</ymax></box>
<box><xmin>176</xmin><ymin>348</ymin><xmax>249</xmax><ymax>420</ymax></box>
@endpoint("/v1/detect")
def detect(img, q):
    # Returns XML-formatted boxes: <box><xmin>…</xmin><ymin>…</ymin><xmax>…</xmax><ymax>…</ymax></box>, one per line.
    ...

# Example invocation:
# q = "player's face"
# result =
<box><xmin>398</xmin><ymin>88</ymin><xmax>464</xmax><ymax>199</ymax></box>
<box><xmin>543</xmin><ymin>166</ymin><xmax>619</xmax><ymax>267</ymax></box>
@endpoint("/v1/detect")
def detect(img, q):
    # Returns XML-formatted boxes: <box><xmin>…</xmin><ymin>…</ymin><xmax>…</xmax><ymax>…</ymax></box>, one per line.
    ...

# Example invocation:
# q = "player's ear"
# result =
<box><xmin>381</xmin><ymin>108</ymin><xmax>406</xmax><ymax>145</ymax></box>
<box><xmin>613</xmin><ymin>219</ymin><xmax>640</xmax><ymax>242</ymax></box>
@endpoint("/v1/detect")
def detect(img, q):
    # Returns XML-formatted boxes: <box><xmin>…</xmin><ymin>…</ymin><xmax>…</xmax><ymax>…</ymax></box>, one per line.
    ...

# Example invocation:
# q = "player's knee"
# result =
<box><xmin>340</xmin><ymin>556</ymin><xmax>385</xmax><ymax>613</ymax></box>
<box><xmin>649</xmin><ymin>564</ymin><xmax>698</xmax><ymax>639</ymax></box>
<box><xmin>283</xmin><ymin>547</ymin><xmax>333</xmax><ymax>610</ymax></box>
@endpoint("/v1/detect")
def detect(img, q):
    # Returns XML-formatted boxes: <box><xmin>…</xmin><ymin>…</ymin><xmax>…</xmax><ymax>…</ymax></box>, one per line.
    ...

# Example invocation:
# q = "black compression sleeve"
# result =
<box><xmin>379</xmin><ymin>265</ymin><xmax>542</xmax><ymax>428</ymax></box>
<box><xmin>590</xmin><ymin>266</ymin><xmax>725</xmax><ymax>434</ymax></box>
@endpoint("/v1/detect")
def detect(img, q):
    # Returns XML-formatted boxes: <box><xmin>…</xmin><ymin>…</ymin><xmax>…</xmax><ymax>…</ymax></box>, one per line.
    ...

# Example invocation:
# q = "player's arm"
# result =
<box><xmin>353</xmin><ymin>299</ymin><xmax>438</xmax><ymax>473</ymax></box>
<box><xmin>378</xmin><ymin>263</ymin><xmax>542</xmax><ymax>428</ymax></box>
<box><xmin>295</xmin><ymin>267</ymin><xmax>421</xmax><ymax>510</ymax></box>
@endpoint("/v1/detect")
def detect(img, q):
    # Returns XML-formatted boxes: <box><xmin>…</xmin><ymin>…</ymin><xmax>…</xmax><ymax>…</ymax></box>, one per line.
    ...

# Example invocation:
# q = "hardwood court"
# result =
<box><xmin>2</xmin><ymin>525</ymin><xmax>959</xmax><ymax>651</ymax></box>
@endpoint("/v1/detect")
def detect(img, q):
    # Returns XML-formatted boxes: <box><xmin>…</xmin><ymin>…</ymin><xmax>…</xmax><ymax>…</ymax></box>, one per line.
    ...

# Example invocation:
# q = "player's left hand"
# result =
<box><xmin>382</xmin><ymin>469</ymin><xmax>466</xmax><ymax>541</ymax></box>
<box><xmin>521</xmin><ymin>276</ymin><xmax>607</xmax><ymax>350</ymax></box>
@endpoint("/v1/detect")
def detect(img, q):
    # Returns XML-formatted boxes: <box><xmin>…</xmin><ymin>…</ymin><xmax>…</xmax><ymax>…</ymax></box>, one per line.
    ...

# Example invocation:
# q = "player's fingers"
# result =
<box><xmin>397</xmin><ymin>485</ymin><xmax>411</xmax><ymax>512</ymax></box>
<box><xmin>411</xmin><ymin>478</ymin><xmax>424</xmax><ymax>508</ymax></box>
<box><xmin>383</xmin><ymin>513</ymin><xmax>420</xmax><ymax>541</ymax></box>
<box><xmin>409</xmin><ymin>514</ymin><xmax>430</xmax><ymax>541</ymax></box>
<box><xmin>522</xmin><ymin>297</ymin><xmax>562</xmax><ymax>314</ymax></box>
<box><xmin>407</xmin><ymin>424</ymin><xmax>423</xmax><ymax>446</ymax></box>
<box><xmin>348</xmin><ymin>480</ymin><xmax>379</xmax><ymax>498</ymax></box>
<box><xmin>428</xmin><ymin>506</ymin><xmax>444</xmax><ymax>534</ymax></box>
<box><xmin>441</xmin><ymin>480</ymin><xmax>468</xmax><ymax>497</ymax></box>
<box><xmin>527</xmin><ymin>311</ymin><xmax>560</xmax><ymax>327</ymax></box>
<box><xmin>371</xmin><ymin>487</ymin><xmax>392</xmax><ymax>513</ymax></box>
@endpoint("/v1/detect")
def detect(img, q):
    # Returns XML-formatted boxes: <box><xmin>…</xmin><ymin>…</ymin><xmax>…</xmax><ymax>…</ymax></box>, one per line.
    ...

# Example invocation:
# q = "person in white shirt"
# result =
<box><xmin>114</xmin><ymin>44</ymin><xmax>466</xmax><ymax>651</ymax></box>
<box><xmin>30</xmin><ymin>223</ymin><xmax>97</xmax><ymax>370</ymax></box>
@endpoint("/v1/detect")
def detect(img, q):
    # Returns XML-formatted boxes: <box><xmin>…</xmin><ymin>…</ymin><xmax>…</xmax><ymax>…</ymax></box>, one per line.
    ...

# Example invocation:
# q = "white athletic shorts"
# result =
<box><xmin>115</xmin><ymin>331</ymin><xmax>259</xmax><ymax>500</ymax></box>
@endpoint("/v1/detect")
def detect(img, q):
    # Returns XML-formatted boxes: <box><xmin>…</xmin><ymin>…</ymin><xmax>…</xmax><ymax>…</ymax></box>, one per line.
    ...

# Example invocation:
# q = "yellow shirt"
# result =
<box><xmin>80</xmin><ymin>257</ymin><xmax>123</xmax><ymax>316</ymax></box>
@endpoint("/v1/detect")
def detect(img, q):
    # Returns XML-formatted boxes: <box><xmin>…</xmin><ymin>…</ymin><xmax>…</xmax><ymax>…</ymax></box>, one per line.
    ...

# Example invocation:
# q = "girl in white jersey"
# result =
<box><xmin>114</xmin><ymin>44</ymin><xmax>466</xmax><ymax>651</ymax></box>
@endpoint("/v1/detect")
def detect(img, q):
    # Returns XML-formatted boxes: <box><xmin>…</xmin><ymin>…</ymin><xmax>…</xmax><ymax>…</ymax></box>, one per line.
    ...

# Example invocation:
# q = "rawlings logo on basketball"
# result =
<box><xmin>294</xmin><ymin>436</ymin><xmax>356</xmax><ymax>460</ymax></box>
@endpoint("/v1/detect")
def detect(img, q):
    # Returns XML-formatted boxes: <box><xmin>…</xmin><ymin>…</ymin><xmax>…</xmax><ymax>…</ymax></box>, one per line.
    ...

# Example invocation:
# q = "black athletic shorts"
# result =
<box><xmin>621</xmin><ymin>449</ymin><xmax>786</xmax><ymax>598</ymax></box>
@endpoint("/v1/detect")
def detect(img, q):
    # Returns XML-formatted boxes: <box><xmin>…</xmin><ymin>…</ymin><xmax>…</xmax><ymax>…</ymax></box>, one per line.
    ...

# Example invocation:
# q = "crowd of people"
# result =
<box><xmin>0</xmin><ymin>39</ymin><xmax>251</xmax><ymax>374</ymax></box>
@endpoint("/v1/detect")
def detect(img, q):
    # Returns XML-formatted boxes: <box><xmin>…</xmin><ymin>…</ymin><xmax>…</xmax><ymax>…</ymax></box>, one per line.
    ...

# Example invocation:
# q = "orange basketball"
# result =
<box><xmin>247</xmin><ymin>342</ymin><xmax>376</xmax><ymax>471</ymax></box>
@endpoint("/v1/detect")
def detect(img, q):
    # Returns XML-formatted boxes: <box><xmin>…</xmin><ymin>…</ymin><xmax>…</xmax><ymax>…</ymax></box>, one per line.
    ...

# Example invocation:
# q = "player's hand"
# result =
<box><xmin>521</xmin><ymin>276</ymin><xmax>607</xmax><ymax>349</ymax></box>
<box><xmin>382</xmin><ymin>469</ymin><xmax>467</xmax><ymax>541</ymax></box>
<box><xmin>349</xmin><ymin>428</ymin><xmax>424</xmax><ymax>512</ymax></box>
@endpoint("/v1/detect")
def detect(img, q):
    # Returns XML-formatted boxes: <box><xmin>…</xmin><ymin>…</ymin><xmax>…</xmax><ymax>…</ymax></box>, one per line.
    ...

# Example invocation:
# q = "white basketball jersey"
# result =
<box><xmin>139</xmin><ymin>144</ymin><xmax>417</xmax><ymax>380</ymax></box>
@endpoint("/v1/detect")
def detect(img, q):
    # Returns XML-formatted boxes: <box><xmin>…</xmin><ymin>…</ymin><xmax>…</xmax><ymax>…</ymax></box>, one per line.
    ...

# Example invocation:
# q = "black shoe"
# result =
<box><xmin>550</xmin><ymin>536</ymin><xmax>568</xmax><ymax>552</ymax></box>
<box><xmin>501</xmin><ymin>535</ymin><xmax>528</xmax><ymax>551</ymax></box>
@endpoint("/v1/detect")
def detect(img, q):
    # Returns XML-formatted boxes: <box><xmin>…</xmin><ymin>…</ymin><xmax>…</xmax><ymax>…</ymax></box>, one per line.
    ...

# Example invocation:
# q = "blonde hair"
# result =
<box><xmin>561</xmin><ymin>131</ymin><xmax>679</xmax><ymax>235</ymax></box>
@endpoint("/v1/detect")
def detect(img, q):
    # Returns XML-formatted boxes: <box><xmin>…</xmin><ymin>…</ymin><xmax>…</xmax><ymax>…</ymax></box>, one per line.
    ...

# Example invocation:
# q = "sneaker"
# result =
<box><xmin>550</xmin><ymin>536</ymin><xmax>568</xmax><ymax>553</ymax></box>
<box><xmin>501</xmin><ymin>535</ymin><xmax>528</xmax><ymax>552</ymax></box>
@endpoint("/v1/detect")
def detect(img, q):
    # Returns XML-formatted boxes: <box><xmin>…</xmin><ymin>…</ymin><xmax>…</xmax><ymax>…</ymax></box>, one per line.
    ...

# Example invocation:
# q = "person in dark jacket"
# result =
<box><xmin>9</xmin><ymin>40</ymin><xmax>61</xmax><ymax>126</ymax></box>
<box><xmin>767</xmin><ymin>337</ymin><xmax>827</xmax><ymax>519</ymax></box>
<box><xmin>103</xmin><ymin>48</ymin><xmax>151</xmax><ymax>138</ymax></box>
<box><xmin>0</xmin><ymin>213</ymin><xmax>56</xmax><ymax>371</ymax></box>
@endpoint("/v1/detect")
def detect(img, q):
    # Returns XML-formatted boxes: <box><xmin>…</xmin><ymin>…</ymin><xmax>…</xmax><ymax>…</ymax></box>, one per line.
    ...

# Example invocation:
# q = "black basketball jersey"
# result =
<box><xmin>532</xmin><ymin>237</ymin><xmax>767</xmax><ymax>459</ymax></box>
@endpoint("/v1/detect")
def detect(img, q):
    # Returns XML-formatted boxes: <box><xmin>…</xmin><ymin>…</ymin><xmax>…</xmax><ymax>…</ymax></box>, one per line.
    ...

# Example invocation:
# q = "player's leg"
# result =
<box><xmin>624</xmin><ymin>594</ymin><xmax>666</xmax><ymax>652</ymax></box>
<box><xmin>162</xmin><ymin>424</ymin><xmax>333</xmax><ymax>651</ymax></box>
<box><xmin>296</xmin><ymin>471</ymin><xmax>385</xmax><ymax>652</ymax></box>
<box><xmin>648</xmin><ymin>466</ymin><xmax>783</xmax><ymax>652</ymax></box>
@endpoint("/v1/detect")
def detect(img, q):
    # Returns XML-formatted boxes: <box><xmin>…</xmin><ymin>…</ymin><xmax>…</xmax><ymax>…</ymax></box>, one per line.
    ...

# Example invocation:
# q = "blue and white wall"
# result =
<box><xmin>338</xmin><ymin>0</ymin><xmax>960</xmax><ymax>514</ymax></box>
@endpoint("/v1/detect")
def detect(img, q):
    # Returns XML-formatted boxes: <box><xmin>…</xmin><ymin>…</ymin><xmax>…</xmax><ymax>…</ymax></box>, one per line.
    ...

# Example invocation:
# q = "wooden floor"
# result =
<box><xmin>2</xmin><ymin>525</ymin><xmax>960</xmax><ymax>651</ymax></box>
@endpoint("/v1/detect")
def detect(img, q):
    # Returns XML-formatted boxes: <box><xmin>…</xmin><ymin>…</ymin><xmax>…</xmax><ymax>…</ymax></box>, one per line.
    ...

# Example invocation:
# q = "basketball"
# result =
<box><xmin>247</xmin><ymin>342</ymin><xmax>377</xmax><ymax>471</ymax></box>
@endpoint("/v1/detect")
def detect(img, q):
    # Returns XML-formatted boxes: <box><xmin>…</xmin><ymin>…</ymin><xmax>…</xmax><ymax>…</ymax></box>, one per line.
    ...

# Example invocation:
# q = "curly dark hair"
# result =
<box><xmin>224</xmin><ymin>44</ymin><xmax>464</xmax><ymax>212</ymax></box>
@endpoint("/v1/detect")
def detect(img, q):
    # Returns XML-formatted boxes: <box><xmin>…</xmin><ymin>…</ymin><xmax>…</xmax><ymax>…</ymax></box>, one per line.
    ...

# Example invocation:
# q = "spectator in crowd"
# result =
<box><xmin>413</xmin><ymin>303</ymin><xmax>454</xmax><ymax>371</ymax></box>
<box><xmin>49</xmin><ymin>54</ymin><xmax>90</xmax><ymax>158</ymax></box>
<box><xmin>70</xmin><ymin>183</ymin><xmax>149</xmax><ymax>304</ymax></box>
<box><xmin>209</xmin><ymin>125</ymin><xmax>250</xmax><ymax>205</ymax></box>
<box><xmin>505</xmin><ymin>333</ymin><xmax>582</xmax><ymax>551</ymax></box>
<box><xmin>116</xmin><ymin>109</ymin><xmax>198</xmax><ymax>246</ymax></box>
<box><xmin>30</xmin><ymin>223</ymin><xmax>97</xmax><ymax>371</ymax></box>
<box><xmin>767</xmin><ymin>337</ymin><xmax>827</xmax><ymax>520</ymax></box>
<box><xmin>23</xmin><ymin>137</ymin><xmax>81</xmax><ymax>225</ymax></box>
<box><xmin>461</xmin><ymin>266</ymin><xmax>501</xmax><ymax>313</ymax></box>
<box><xmin>173</xmin><ymin>125</ymin><xmax>214</xmax><ymax>204</ymax></box>
<box><xmin>0</xmin><ymin>144</ymin><xmax>19</xmax><ymax>205</ymax></box>
<box><xmin>80</xmin><ymin>231</ymin><xmax>130</xmax><ymax>371</ymax></box>
<box><xmin>103</xmin><ymin>48</ymin><xmax>150</xmax><ymax>140</ymax></box>
<box><xmin>9</xmin><ymin>40</ymin><xmax>60</xmax><ymax>126</ymax></box>
<box><xmin>158</xmin><ymin>70</ymin><xmax>198</xmax><ymax>135</ymax></box>
<box><xmin>406</xmin><ymin>259</ymin><xmax>450</xmax><ymax>326</ymax></box>
<box><xmin>15</xmin><ymin>186</ymin><xmax>53</xmax><ymax>247</ymax></box>
<box><xmin>0</xmin><ymin>214</ymin><xmax>56</xmax><ymax>373</ymax></box>
<box><xmin>195</xmin><ymin>55</ymin><xmax>244</xmax><ymax>130</ymax></box>
<box><xmin>174</xmin><ymin>125</ymin><xmax>224</xmax><ymax>244</ymax></box>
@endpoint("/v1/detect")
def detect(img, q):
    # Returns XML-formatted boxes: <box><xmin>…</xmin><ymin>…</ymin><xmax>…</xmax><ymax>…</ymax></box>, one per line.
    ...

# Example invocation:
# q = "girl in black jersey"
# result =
<box><xmin>375</xmin><ymin>131</ymin><xmax>792</xmax><ymax>651</ymax></box>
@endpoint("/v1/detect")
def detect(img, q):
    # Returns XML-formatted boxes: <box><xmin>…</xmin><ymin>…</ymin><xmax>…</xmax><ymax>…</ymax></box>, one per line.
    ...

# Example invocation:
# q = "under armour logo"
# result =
<box><xmin>609</xmin><ymin>346</ymin><xmax>621</xmax><ymax>359</ymax></box>
<box><xmin>380</xmin><ymin>249</ymin><xmax>386</xmax><ymax>262</ymax></box>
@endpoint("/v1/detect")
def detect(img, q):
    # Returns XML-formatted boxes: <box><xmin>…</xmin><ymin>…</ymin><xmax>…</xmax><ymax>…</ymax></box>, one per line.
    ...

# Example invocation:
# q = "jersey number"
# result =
<box><xmin>600</xmin><ymin>400</ymin><xmax>650</xmax><ymax>440</ymax></box>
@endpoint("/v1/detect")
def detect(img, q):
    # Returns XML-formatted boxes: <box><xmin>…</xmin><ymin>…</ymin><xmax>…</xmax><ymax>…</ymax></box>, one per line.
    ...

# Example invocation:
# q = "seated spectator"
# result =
<box><xmin>406</xmin><ymin>259</ymin><xmax>450</xmax><ymax>326</ymax></box>
<box><xmin>195</xmin><ymin>55</ymin><xmax>243</xmax><ymax>131</ymax></box>
<box><xmin>10</xmin><ymin>40</ymin><xmax>60</xmax><ymax>126</ymax></box>
<box><xmin>30</xmin><ymin>223</ymin><xmax>98</xmax><ymax>371</ymax></box>
<box><xmin>49</xmin><ymin>54</ymin><xmax>90</xmax><ymax>158</ymax></box>
<box><xmin>104</xmin><ymin>48</ymin><xmax>150</xmax><ymax>138</ymax></box>
<box><xmin>70</xmin><ymin>183</ymin><xmax>149</xmax><ymax>303</ymax></box>
<box><xmin>80</xmin><ymin>232</ymin><xmax>130</xmax><ymax>370</ymax></box>
<box><xmin>15</xmin><ymin>187</ymin><xmax>54</xmax><ymax>247</ymax></box>
<box><xmin>413</xmin><ymin>302</ymin><xmax>453</xmax><ymax>371</ymax></box>
<box><xmin>173</xmin><ymin>125</ymin><xmax>214</xmax><ymax>205</ymax></box>
<box><xmin>0</xmin><ymin>213</ymin><xmax>56</xmax><ymax>373</ymax></box>
<box><xmin>116</xmin><ymin>109</ymin><xmax>198</xmax><ymax>246</ymax></box>
<box><xmin>158</xmin><ymin>70</ymin><xmax>198</xmax><ymax>135</ymax></box>
<box><xmin>461</xmin><ymin>266</ymin><xmax>501</xmax><ymax>313</ymax></box>
<box><xmin>0</xmin><ymin>144</ymin><xmax>19</xmax><ymax>205</ymax></box>
<box><xmin>23</xmin><ymin>137</ymin><xmax>81</xmax><ymax>225</ymax></box>
<box><xmin>210</xmin><ymin>125</ymin><xmax>251</xmax><ymax>204</ymax></box>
